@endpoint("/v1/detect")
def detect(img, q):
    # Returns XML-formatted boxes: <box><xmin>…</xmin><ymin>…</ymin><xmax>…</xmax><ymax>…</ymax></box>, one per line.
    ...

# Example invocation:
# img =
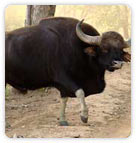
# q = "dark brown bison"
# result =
<box><xmin>5</xmin><ymin>17</ymin><xmax>131</xmax><ymax>126</ymax></box>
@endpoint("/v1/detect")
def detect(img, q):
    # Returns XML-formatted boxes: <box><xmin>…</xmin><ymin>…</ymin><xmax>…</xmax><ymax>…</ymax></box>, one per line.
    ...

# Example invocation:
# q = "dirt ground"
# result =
<box><xmin>5</xmin><ymin>63</ymin><xmax>131</xmax><ymax>138</ymax></box>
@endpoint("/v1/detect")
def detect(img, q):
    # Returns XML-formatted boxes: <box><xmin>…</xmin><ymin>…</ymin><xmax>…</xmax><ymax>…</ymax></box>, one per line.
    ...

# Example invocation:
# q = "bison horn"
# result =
<box><xmin>125</xmin><ymin>39</ymin><xmax>131</xmax><ymax>48</ymax></box>
<box><xmin>76</xmin><ymin>19</ymin><xmax>101</xmax><ymax>45</ymax></box>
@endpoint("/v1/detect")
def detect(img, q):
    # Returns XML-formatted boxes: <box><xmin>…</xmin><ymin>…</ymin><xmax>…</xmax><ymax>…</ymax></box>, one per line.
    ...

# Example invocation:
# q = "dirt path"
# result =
<box><xmin>5</xmin><ymin>63</ymin><xmax>131</xmax><ymax>138</ymax></box>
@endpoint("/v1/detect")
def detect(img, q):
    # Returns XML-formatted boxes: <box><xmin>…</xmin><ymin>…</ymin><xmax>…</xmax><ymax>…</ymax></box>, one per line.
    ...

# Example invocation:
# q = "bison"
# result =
<box><xmin>5</xmin><ymin>17</ymin><xmax>131</xmax><ymax>126</ymax></box>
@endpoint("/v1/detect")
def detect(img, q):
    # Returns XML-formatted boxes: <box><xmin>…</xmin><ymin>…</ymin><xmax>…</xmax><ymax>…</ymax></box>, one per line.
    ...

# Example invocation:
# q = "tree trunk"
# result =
<box><xmin>26</xmin><ymin>5</ymin><xmax>56</xmax><ymax>26</ymax></box>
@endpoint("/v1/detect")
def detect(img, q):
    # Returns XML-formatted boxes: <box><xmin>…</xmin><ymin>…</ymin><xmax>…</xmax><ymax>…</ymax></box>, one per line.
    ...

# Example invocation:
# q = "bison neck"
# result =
<box><xmin>69</xmin><ymin>58</ymin><xmax>106</xmax><ymax>97</ymax></box>
<box><xmin>81</xmin><ymin>69</ymin><xmax>106</xmax><ymax>96</ymax></box>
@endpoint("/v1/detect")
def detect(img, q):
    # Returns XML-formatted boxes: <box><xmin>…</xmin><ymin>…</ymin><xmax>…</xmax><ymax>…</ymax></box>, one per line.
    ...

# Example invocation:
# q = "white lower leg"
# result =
<box><xmin>60</xmin><ymin>97</ymin><xmax>68</xmax><ymax>122</ymax></box>
<box><xmin>75</xmin><ymin>89</ymin><xmax>88</xmax><ymax>118</ymax></box>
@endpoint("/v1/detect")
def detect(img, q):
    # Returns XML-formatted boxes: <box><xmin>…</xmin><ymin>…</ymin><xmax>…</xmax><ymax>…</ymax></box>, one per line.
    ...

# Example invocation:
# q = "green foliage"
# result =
<box><xmin>5</xmin><ymin>87</ymin><xmax>10</xmax><ymax>98</ymax></box>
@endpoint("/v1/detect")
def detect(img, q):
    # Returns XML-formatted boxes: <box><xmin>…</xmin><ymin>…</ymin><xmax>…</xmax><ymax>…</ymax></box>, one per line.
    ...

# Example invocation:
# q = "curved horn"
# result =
<box><xmin>76</xmin><ymin>19</ymin><xmax>101</xmax><ymax>45</ymax></box>
<box><xmin>125</xmin><ymin>39</ymin><xmax>131</xmax><ymax>48</ymax></box>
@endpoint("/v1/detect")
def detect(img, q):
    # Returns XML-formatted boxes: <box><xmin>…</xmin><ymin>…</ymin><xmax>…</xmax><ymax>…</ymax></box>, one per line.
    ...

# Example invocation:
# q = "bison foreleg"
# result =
<box><xmin>75</xmin><ymin>89</ymin><xmax>88</xmax><ymax>123</ymax></box>
<box><xmin>59</xmin><ymin>97</ymin><xmax>69</xmax><ymax>126</ymax></box>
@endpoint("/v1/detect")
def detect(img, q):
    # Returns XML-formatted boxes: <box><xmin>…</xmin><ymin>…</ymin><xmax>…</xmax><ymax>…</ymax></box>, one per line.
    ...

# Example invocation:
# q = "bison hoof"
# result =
<box><xmin>59</xmin><ymin>121</ymin><xmax>69</xmax><ymax>126</ymax></box>
<box><xmin>80</xmin><ymin>116</ymin><xmax>88</xmax><ymax>123</ymax></box>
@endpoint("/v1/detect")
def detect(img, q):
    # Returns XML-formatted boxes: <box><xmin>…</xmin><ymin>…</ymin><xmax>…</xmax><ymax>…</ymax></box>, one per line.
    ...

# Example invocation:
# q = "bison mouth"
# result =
<box><xmin>107</xmin><ymin>60</ymin><xmax>124</xmax><ymax>72</ymax></box>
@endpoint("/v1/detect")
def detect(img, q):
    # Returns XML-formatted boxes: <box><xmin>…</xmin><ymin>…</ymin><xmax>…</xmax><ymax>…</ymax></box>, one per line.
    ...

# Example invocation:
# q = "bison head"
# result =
<box><xmin>76</xmin><ymin>19</ymin><xmax>131</xmax><ymax>72</ymax></box>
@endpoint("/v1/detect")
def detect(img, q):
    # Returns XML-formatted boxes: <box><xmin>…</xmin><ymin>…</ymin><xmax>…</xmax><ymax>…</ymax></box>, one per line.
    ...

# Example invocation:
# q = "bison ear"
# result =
<box><xmin>84</xmin><ymin>47</ymin><xmax>96</xmax><ymax>56</ymax></box>
<box><xmin>123</xmin><ymin>51</ymin><xmax>131</xmax><ymax>62</ymax></box>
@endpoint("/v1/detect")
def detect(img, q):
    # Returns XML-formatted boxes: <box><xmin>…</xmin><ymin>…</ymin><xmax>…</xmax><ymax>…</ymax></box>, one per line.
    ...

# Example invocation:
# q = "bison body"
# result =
<box><xmin>5</xmin><ymin>17</ymin><xmax>130</xmax><ymax>125</ymax></box>
<box><xmin>6</xmin><ymin>17</ymin><xmax>105</xmax><ymax>97</ymax></box>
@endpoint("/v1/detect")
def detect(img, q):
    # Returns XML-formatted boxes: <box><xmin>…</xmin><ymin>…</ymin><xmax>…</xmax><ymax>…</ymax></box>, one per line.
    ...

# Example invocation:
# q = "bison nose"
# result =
<box><xmin>112</xmin><ymin>60</ymin><xmax>125</xmax><ymax>69</ymax></box>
